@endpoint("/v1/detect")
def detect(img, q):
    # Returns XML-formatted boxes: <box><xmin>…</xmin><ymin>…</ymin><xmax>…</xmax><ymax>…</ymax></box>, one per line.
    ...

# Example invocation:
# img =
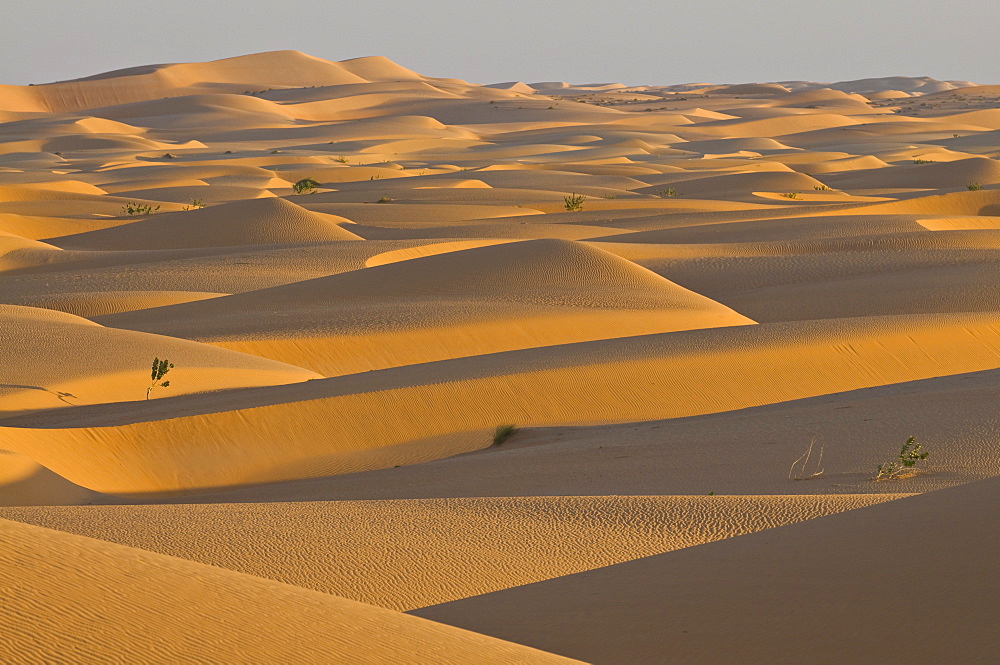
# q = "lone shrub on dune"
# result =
<box><xmin>293</xmin><ymin>177</ymin><xmax>320</xmax><ymax>194</ymax></box>
<box><xmin>564</xmin><ymin>193</ymin><xmax>585</xmax><ymax>211</ymax></box>
<box><xmin>967</xmin><ymin>182</ymin><xmax>982</xmax><ymax>191</ymax></box>
<box><xmin>146</xmin><ymin>357</ymin><xmax>173</xmax><ymax>400</ymax></box>
<box><xmin>493</xmin><ymin>424</ymin><xmax>517</xmax><ymax>446</ymax></box>
<box><xmin>874</xmin><ymin>436</ymin><xmax>929</xmax><ymax>481</ymax></box>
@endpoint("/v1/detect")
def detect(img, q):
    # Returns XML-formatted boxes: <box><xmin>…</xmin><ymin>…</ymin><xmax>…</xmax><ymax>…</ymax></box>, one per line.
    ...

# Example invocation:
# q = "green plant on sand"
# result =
<box><xmin>493</xmin><ymin>424</ymin><xmax>517</xmax><ymax>446</ymax></box>
<box><xmin>122</xmin><ymin>201</ymin><xmax>159</xmax><ymax>216</ymax></box>
<box><xmin>293</xmin><ymin>177</ymin><xmax>320</xmax><ymax>194</ymax></box>
<box><xmin>146</xmin><ymin>357</ymin><xmax>173</xmax><ymax>400</ymax></box>
<box><xmin>564</xmin><ymin>193</ymin><xmax>585</xmax><ymax>211</ymax></box>
<box><xmin>874</xmin><ymin>436</ymin><xmax>929</xmax><ymax>481</ymax></box>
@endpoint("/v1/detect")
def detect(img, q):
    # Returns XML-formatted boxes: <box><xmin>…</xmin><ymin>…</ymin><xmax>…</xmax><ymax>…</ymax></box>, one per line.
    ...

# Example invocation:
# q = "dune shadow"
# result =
<box><xmin>0</xmin><ymin>384</ymin><xmax>77</xmax><ymax>404</ymax></box>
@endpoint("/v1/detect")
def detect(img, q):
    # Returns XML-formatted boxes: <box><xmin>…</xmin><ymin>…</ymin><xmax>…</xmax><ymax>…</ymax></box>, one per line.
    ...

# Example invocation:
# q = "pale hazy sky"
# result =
<box><xmin>1</xmin><ymin>0</ymin><xmax>997</xmax><ymax>87</ymax></box>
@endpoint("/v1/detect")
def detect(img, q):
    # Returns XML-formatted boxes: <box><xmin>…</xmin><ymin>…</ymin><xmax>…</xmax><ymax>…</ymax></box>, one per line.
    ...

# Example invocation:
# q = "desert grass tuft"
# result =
<box><xmin>493</xmin><ymin>424</ymin><xmax>517</xmax><ymax>446</ymax></box>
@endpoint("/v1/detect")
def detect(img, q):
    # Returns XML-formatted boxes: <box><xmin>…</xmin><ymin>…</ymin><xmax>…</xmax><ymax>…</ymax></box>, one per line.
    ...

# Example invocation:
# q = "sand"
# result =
<box><xmin>414</xmin><ymin>477</ymin><xmax>1000</xmax><ymax>665</ymax></box>
<box><xmin>0</xmin><ymin>51</ymin><xmax>997</xmax><ymax>663</ymax></box>
<box><xmin>0</xmin><ymin>518</ymin><xmax>579</xmax><ymax>664</ymax></box>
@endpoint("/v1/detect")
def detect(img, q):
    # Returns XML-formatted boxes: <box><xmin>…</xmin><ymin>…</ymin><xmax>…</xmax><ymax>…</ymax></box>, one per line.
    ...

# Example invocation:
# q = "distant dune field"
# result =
<box><xmin>0</xmin><ymin>51</ymin><xmax>997</xmax><ymax>664</ymax></box>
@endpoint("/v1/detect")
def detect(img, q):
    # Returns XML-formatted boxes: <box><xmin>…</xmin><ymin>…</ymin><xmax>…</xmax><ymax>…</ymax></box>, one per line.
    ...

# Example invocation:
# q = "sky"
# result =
<box><xmin>1</xmin><ymin>0</ymin><xmax>997</xmax><ymax>87</ymax></box>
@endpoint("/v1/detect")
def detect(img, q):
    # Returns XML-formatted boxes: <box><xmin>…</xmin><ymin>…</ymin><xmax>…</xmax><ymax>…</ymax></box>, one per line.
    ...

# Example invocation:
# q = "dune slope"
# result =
<box><xmin>0</xmin><ymin>518</ymin><xmax>579</xmax><ymax>664</ymax></box>
<box><xmin>414</xmin><ymin>477</ymin><xmax>1000</xmax><ymax>665</ymax></box>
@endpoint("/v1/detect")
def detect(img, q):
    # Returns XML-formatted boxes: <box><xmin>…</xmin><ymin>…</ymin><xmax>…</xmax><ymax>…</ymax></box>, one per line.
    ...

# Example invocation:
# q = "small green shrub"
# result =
<box><xmin>659</xmin><ymin>188</ymin><xmax>679</xmax><ymax>198</ymax></box>
<box><xmin>334</xmin><ymin>155</ymin><xmax>349</xmax><ymax>164</ymax></box>
<box><xmin>967</xmin><ymin>182</ymin><xmax>983</xmax><ymax>191</ymax></box>
<box><xmin>874</xmin><ymin>436</ymin><xmax>929</xmax><ymax>481</ymax></box>
<box><xmin>146</xmin><ymin>357</ymin><xmax>173</xmax><ymax>400</ymax></box>
<box><xmin>912</xmin><ymin>158</ymin><xmax>933</xmax><ymax>164</ymax></box>
<box><xmin>122</xmin><ymin>201</ymin><xmax>159</xmax><ymax>216</ymax></box>
<box><xmin>602</xmin><ymin>194</ymin><xmax>617</xmax><ymax>199</ymax></box>
<box><xmin>564</xmin><ymin>193</ymin><xmax>585</xmax><ymax>211</ymax></box>
<box><xmin>493</xmin><ymin>424</ymin><xmax>517</xmax><ymax>446</ymax></box>
<box><xmin>376</xmin><ymin>196</ymin><xmax>392</xmax><ymax>203</ymax></box>
<box><xmin>293</xmin><ymin>177</ymin><xmax>320</xmax><ymax>194</ymax></box>
<box><xmin>182</xmin><ymin>198</ymin><xmax>205</xmax><ymax>211</ymax></box>
<box><xmin>813</xmin><ymin>185</ymin><xmax>831</xmax><ymax>191</ymax></box>
<box><xmin>780</xmin><ymin>192</ymin><xmax>800</xmax><ymax>200</ymax></box>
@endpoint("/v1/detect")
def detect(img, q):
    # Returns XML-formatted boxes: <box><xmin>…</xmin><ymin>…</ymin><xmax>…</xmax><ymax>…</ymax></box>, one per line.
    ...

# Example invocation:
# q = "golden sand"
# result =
<box><xmin>0</xmin><ymin>51</ymin><xmax>997</xmax><ymax>663</ymax></box>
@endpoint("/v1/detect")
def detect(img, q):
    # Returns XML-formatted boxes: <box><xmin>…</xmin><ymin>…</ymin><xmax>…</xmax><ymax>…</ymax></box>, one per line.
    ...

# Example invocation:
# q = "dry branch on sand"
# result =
<box><xmin>788</xmin><ymin>436</ymin><xmax>825</xmax><ymax>481</ymax></box>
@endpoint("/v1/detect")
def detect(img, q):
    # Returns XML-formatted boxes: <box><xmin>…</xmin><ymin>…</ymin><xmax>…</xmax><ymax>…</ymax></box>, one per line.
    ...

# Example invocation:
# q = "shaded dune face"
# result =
<box><xmin>0</xmin><ymin>50</ymin><xmax>998</xmax><ymax>664</ymax></box>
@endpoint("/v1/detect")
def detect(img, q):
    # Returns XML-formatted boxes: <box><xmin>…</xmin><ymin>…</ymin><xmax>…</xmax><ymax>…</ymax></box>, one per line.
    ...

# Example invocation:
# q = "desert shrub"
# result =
<box><xmin>912</xmin><ymin>158</ymin><xmax>933</xmax><ymax>164</ymax></box>
<box><xmin>122</xmin><ymin>201</ymin><xmax>159</xmax><ymax>216</ymax></box>
<box><xmin>376</xmin><ymin>196</ymin><xmax>392</xmax><ymax>203</ymax></box>
<box><xmin>564</xmin><ymin>193</ymin><xmax>585</xmax><ymax>211</ymax></box>
<box><xmin>493</xmin><ymin>424</ymin><xmax>517</xmax><ymax>446</ymax></box>
<box><xmin>293</xmin><ymin>177</ymin><xmax>320</xmax><ymax>194</ymax></box>
<box><xmin>813</xmin><ymin>185</ymin><xmax>831</xmax><ymax>191</ymax></box>
<box><xmin>874</xmin><ymin>436</ymin><xmax>929</xmax><ymax>481</ymax></box>
<box><xmin>182</xmin><ymin>198</ymin><xmax>205</xmax><ymax>211</ymax></box>
<box><xmin>659</xmin><ymin>188</ymin><xmax>679</xmax><ymax>198</ymax></box>
<box><xmin>334</xmin><ymin>155</ymin><xmax>349</xmax><ymax>164</ymax></box>
<box><xmin>967</xmin><ymin>182</ymin><xmax>983</xmax><ymax>191</ymax></box>
<box><xmin>780</xmin><ymin>192</ymin><xmax>800</xmax><ymax>200</ymax></box>
<box><xmin>146</xmin><ymin>357</ymin><xmax>173</xmax><ymax>400</ymax></box>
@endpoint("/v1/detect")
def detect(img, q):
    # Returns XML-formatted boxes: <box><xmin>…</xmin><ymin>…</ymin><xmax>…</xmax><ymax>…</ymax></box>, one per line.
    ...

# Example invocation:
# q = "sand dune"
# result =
<box><xmin>824</xmin><ymin>155</ymin><xmax>1000</xmax><ymax>189</ymax></box>
<box><xmin>592</xmin><ymin>229</ymin><xmax>1000</xmax><ymax>321</ymax></box>
<box><xmin>0</xmin><ymin>304</ymin><xmax>318</xmax><ymax>414</ymax></box>
<box><xmin>0</xmin><ymin>50</ymin><xmax>997</xmax><ymax>662</ymax></box>
<box><xmin>0</xmin><ymin>494</ymin><xmax>902</xmax><ymax>611</ymax></box>
<box><xmin>94</xmin><ymin>238</ymin><xmax>752</xmax><ymax>376</ymax></box>
<box><xmin>3</xmin><ymin>313</ymin><xmax>999</xmax><ymax>493</ymax></box>
<box><xmin>414</xmin><ymin>478</ymin><xmax>1000</xmax><ymax>665</ymax></box>
<box><xmin>4</xmin><ymin>290</ymin><xmax>227</xmax><ymax>318</ymax></box>
<box><xmin>122</xmin><ymin>365</ymin><xmax>1000</xmax><ymax>504</ymax></box>
<box><xmin>52</xmin><ymin>197</ymin><xmax>361</xmax><ymax>250</ymax></box>
<box><xmin>0</xmin><ymin>518</ymin><xmax>578</xmax><ymax>664</ymax></box>
<box><xmin>0</xmin><ymin>451</ymin><xmax>98</xmax><ymax>507</ymax></box>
